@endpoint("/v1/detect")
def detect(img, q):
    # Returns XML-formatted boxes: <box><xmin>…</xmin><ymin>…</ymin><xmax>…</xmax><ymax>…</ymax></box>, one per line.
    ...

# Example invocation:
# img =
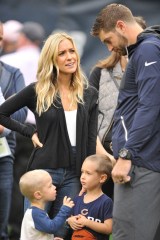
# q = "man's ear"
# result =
<box><xmin>100</xmin><ymin>174</ymin><xmax>108</xmax><ymax>184</ymax></box>
<box><xmin>116</xmin><ymin>20</ymin><xmax>126</xmax><ymax>33</ymax></box>
<box><xmin>34</xmin><ymin>190</ymin><xmax>42</xmax><ymax>200</ymax></box>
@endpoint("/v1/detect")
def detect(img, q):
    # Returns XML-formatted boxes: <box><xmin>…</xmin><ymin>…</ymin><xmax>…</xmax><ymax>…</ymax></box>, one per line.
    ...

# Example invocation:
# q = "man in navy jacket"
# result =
<box><xmin>91</xmin><ymin>3</ymin><xmax>160</xmax><ymax>240</ymax></box>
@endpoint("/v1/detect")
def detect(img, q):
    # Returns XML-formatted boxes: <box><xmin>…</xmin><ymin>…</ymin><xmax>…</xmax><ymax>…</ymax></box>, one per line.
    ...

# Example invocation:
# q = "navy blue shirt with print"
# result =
<box><xmin>72</xmin><ymin>193</ymin><xmax>113</xmax><ymax>240</ymax></box>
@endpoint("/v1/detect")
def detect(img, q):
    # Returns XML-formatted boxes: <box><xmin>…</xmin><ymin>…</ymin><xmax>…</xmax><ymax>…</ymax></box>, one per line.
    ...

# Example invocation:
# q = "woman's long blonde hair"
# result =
<box><xmin>95</xmin><ymin>51</ymin><xmax>121</xmax><ymax>70</ymax></box>
<box><xmin>35</xmin><ymin>32</ymin><xmax>88</xmax><ymax>115</ymax></box>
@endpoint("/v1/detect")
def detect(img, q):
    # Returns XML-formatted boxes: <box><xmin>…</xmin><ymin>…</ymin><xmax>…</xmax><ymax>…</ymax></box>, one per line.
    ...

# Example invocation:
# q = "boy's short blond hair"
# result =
<box><xmin>19</xmin><ymin>169</ymin><xmax>50</xmax><ymax>201</ymax></box>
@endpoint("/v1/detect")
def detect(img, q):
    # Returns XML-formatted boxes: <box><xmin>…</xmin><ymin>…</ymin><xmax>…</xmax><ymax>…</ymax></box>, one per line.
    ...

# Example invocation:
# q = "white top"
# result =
<box><xmin>20</xmin><ymin>205</ymin><xmax>72</xmax><ymax>240</ymax></box>
<box><xmin>20</xmin><ymin>208</ymin><xmax>53</xmax><ymax>240</ymax></box>
<box><xmin>64</xmin><ymin>109</ymin><xmax>77</xmax><ymax>146</ymax></box>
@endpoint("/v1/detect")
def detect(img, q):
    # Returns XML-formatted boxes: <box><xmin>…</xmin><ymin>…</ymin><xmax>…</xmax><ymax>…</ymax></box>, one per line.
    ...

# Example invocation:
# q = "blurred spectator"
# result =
<box><xmin>0</xmin><ymin>21</ymin><xmax>27</xmax><ymax>240</ymax></box>
<box><xmin>2</xmin><ymin>20</ymin><xmax>23</xmax><ymax>55</ymax></box>
<box><xmin>1</xmin><ymin>21</ymin><xmax>45</xmax><ymax>124</ymax></box>
<box><xmin>1</xmin><ymin>21</ymin><xmax>45</xmax><ymax>91</ymax></box>
<box><xmin>0</xmin><ymin>21</ymin><xmax>45</xmax><ymax>240</ymax></box>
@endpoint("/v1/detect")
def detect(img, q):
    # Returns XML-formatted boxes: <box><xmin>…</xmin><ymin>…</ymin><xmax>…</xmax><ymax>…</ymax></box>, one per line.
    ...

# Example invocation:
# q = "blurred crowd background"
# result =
<box><xmin>0</xmin><ymin>0</ymin><xmax>159</xmax><ymax>239</ymax></box>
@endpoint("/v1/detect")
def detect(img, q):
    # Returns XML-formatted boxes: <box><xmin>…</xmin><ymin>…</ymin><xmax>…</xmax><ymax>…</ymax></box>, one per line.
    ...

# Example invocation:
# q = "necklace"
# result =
<box><xmin>60</xmin><ymin>90</ymin><xmax>76</xmax><ymax>111</ymax></box>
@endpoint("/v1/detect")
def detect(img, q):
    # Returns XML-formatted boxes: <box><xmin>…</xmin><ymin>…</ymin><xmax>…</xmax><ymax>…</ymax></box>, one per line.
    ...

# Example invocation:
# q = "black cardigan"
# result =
<box><xmin>0</xmin><ymin>82</ymin><xmax>98</xmax><ymax>175</ymax></box>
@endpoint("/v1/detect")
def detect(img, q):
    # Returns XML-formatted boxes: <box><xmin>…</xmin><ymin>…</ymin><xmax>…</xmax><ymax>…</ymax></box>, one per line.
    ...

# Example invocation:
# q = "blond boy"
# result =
<box><xmin>19</xmin><ymin>169</ymin><xmax>74</xmax><ymax>240</ymax></box>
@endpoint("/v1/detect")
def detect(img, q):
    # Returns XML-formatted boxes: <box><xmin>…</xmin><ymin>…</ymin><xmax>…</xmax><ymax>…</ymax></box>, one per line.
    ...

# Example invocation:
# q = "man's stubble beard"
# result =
<box><xmin>116</xmin><ymin>31</ymin><xmax>128</xmax><ymax>56</ymax></box>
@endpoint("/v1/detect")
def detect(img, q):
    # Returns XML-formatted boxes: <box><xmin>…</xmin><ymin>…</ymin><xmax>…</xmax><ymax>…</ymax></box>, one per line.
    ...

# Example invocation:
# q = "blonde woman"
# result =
<box><xmin>0</xmin><ymin>32</ymin><xmax>98</xmax><ymax>239</ymax></box>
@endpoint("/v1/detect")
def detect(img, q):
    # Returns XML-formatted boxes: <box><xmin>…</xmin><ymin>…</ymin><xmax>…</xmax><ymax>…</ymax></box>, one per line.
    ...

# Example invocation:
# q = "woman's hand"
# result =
<box><xmin>107</xmin><ymin>153</ymin><xmax>116</xmax><ymax>167</ymax></box>
<box><xmin>0</xmin><ymin>125</ymin><xmax>4</xmax><ymax>134</ymax></box>
<box><xmin>78</xmin><ymin>187</ymin><xmax>86</xmax><ymax>196</ymax></box>
<box><xmin>96</xmin><ymin>136</ymin><xmax>116</xmax><ymax>166</ymax></box>
<box><xmin>31</xmin><ymin>132</ymin><xmax>43</xmax><ymax>148</ymax></box>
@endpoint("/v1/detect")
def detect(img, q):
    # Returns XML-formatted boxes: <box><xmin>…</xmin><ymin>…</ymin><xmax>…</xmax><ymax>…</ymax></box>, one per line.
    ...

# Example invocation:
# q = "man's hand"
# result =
<box><xmin>111</xmin><ymin>158</ymin><xmax>131</xmax><ymax>184</ymax></box>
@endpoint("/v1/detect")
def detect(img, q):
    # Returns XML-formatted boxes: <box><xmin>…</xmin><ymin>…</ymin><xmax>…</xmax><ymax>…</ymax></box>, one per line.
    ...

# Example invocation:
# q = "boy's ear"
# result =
<box><xmin>34</xmin><ymin>190</ymin><xmax>42</xmax><ymax>200</ymax></box>
<box><xmin>100</xmin><ymin>174</ymin><xmax>107</xmax><ymax>184</ymax></box>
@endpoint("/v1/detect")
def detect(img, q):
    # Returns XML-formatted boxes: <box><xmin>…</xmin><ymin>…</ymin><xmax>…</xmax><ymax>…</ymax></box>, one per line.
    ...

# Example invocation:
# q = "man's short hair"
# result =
<box><xmin>91</xmin><ymin>3</ymin><xmax>134</xmax><ymax>36</ymax></box>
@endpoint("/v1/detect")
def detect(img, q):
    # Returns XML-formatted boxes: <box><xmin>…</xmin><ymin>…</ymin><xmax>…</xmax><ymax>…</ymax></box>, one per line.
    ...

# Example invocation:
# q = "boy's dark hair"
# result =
<box><xmin>85</xmin><ymin>154</ymin><xmax>113</xmax><ymax>180</ymax></box>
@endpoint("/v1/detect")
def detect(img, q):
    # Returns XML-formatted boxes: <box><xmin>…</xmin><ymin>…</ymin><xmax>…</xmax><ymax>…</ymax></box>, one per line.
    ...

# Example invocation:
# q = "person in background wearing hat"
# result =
<box><xmin>1</xmin><ymin>20</ymin><xmax>23</xmax><ymax>55</ymax></box>
<box><xmin>0</xmin><ymin>21</ymin><xmax>27</xmax><ymax>240</ymax></box>
<box><xmin>0</xmin><ymin>21</ymin><xmax>45</xmax><ymax>239</ymax></box>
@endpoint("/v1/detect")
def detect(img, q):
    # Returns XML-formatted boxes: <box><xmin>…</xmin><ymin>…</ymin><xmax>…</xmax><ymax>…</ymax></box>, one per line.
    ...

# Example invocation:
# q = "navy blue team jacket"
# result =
<box><xmin>112</xmin><ymin>25</ymin><xmax>160</xmax><ymax>172</ymax></box>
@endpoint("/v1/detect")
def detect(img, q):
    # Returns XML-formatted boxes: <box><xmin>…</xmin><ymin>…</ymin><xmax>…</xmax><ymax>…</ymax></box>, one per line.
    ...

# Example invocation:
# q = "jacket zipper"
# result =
<box><xmin>121</xmin><ymin>116</ymin><xmax>128</xmax><ymax>141</ymax></box>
